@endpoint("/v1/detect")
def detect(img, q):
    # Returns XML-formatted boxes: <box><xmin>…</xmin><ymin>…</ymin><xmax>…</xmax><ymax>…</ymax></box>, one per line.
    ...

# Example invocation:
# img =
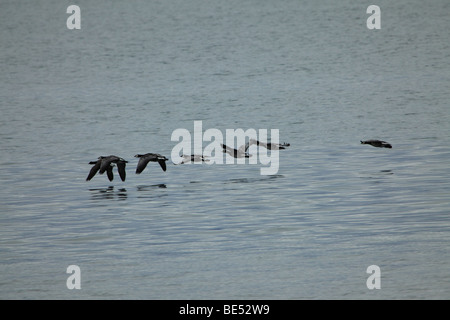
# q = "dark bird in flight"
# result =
<box><xmin>221</xmin><ymin>143</ymin><xmax>252</xmax><ymax>158</ymax></box>
<box><xmin>361</xmin><ymin>140</ymin><xmax>392</xmax><ymax>148</ymax></box>
<box><xmin>86</xmin><ymin>155</ymin><xmax>128</xmax><ymax>181</ymax></box>
<box><xmin>175</xmin><ymin>154</ymin><xmax>210</xmax><ymax>164</ymax></box>
<box><xmin>254</xmin><ymin>139</ymin><xmax>290</xmax><ymax>150</ymax></box>
<box><xmin>135</xmin><ymin>153</ymin><xmax>169</xmax><ymax>173</ymax></box>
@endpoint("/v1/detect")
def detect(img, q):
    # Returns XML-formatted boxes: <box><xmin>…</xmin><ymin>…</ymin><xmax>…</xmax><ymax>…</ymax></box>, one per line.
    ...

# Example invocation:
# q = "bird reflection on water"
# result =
<box><xmin>89</xmin><ymin>186</ymin><xmax>128</xmax><ymax>200</ymax></box>
<box><xmin>136</xmin><ymin>184</ymin><xmax>167</xmax><ymax>191</ymax></box>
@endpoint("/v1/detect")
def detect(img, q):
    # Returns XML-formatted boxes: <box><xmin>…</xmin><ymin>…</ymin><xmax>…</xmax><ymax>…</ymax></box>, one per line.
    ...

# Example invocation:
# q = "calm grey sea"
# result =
<box><xmin>1</xmin><ymin>0</ymin><xmax>450</xmax><ymax>299</ymax></box>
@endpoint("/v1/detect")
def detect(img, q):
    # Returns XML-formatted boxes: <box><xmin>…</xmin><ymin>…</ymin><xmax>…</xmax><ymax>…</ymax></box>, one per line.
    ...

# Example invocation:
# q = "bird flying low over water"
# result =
<box><xmin>86</xmin><ymin>155</ymin><xmax>128</xmax><ymax>181</ymax></box>
<box><xmin>175</xmin><ymin>154</ymin><xmax>210</xmax><ymax>164</ymax></box>
<box><xmin>221</xmin><ymin>143</ymin><xmax>252</xmax><ymax>158</ymax></box>
<box><xmin>135</xmin><ymin>153</ymin><xmax>168</xmax><ymax>173</ymax></box>
<box><xmin>361</xmin><ymin>140</ymin><xmax>392</xmax><ymax>148</ymax></box>
<box><xmin>221</xmin><ymin>139</ymin><xmax>291</xmax><ymax>158</ymax></box>
<box><xmin>253</xmin><ymin>139</ymin><xmax>290</xmax><ymax>150</ymax></box>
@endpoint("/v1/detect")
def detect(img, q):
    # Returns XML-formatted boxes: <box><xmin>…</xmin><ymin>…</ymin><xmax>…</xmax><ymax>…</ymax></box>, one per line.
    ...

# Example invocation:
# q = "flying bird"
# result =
<box><xmin>221</xmin><ymin>143</ymin><xmax>252</xmax><ymax>158</ymax></box>
<box><xmin>360</xmin><ymin>140</ymin><xmax>392</xmax><ymax>148</ymax></box>
<box><xmin>135</xmin><ymin>153</ymin><xmax>168</xmax><ymax>173</ymax></box>
<box><xmin>175</xmin><ymin>154</ymin><xmax>210</xmax><ymax>164</ymax></box>
<box><xmin>254</xmin><ymin>140</ymin><xmax>290</xmax><ymax>150</ymax></box>
<box><xmin>86</xmin><ymin>155</ymin><xmax>128</xmax><ymax>181</ymax></box>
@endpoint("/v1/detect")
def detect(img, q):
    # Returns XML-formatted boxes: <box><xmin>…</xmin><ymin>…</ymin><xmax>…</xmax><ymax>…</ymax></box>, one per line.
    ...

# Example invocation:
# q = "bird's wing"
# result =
<box><xmin>106</xmin><ymin>165</ymin><xmax>114</xmax><ymax>181</ymax></box>
<box><xmin>136</xmin><ymin>156</ymin><xmax>151</xmax><ymax>174</ymax></box>
<box><xmin>117</xmin><ymin>162</ymin><xmax>127</xmax><ymax>181</ymax></box>
<box><xmin>86</xmin><ymin>160</ymin><xmax>101</xmax><ymax>181</ymax></box>
<box><xmin>158</xmin><ymin>159</ymin><xmax>167</xmax><ymax>171</ymax></box>
<box><xmin>221</xmin><ymin>144</ymin><xmax>234</xmax><ymax>153</ymax></box>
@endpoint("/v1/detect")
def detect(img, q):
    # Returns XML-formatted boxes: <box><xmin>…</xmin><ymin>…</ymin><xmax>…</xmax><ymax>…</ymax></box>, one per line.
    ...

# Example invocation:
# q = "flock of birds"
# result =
<box><xmin>86</xmin><ymin>139</ymin><xmax>391</xmax><ymax>182</ymax></box>
<box><xmin>86</xmin><ymin>153</ymin><xmax>169</xmax><ymax>182</ymax></box>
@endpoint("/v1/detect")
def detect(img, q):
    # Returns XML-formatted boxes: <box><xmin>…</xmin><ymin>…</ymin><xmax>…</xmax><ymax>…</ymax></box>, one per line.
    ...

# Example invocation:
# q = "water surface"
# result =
<box><xmin>1</xmin><ymin>0</ymin><xmax>450</xmax><ymax>299</ymax></box>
